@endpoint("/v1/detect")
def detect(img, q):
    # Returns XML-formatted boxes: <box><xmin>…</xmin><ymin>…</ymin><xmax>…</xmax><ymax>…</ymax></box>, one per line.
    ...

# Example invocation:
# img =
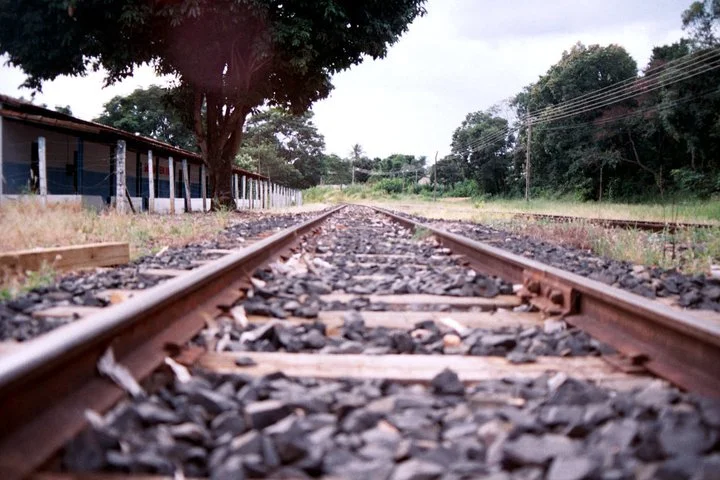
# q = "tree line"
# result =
<box><xmin>439</xmin><ymin>1</ymin><xmax>720</xmax><ymax>201</ymax></box>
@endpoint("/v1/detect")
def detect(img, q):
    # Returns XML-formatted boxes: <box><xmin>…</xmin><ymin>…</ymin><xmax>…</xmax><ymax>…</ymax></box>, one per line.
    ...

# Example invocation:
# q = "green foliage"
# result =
<box><xmin>373</xmin><ymin>178</ymin><xmax>404</xmax><ymax>194</ymax></box>
<box><xmin>237</xmin><ymin>108</ymin><xmax>325</xmax><ymax>188</ymax></box>
<box><xmin>0</xmin><ymin>0</ymin><xmax>426</xmax><ymax>205</ymax></box>
<box><xmin>95</xmin><ymin>85</ymin><xmax>197</xmax><ymax>151</ymax></box>
<box><xmin>445</xmin><ymin>179</ymin><xmax>481</xmax><ymax>198</ymax></box>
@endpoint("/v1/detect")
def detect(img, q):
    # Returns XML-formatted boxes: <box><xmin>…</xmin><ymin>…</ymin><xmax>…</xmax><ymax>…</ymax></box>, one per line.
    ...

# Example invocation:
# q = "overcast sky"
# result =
<box><xmin>0</xmin><ymin>0</ymin><xmax>690</xmax><ymax>161</ymax></box>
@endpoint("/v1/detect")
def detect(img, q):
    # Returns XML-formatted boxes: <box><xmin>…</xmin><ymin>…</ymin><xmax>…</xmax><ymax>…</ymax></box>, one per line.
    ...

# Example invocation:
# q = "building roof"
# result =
<box><xmin>0</xmin><ymin>94</ymin><xmax>267</xmax><ymax>180</ymax></box>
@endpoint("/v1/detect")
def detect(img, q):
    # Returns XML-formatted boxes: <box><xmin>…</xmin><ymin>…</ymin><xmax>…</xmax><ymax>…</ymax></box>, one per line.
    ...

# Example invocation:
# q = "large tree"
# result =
<box><xmin>0</xmin><ymin>0</ymin><xmax>426</xmax><ymax>207</ymax></box>
<box><xmin>237</xmin><ymin>108</ymin><xmax>325</xmax><ymax>188</ymax></box>
<box><xmin>450</xmin><ymin>108</ymin><xmax>514</xmax><ymax>195</ymax></box>
<box><xmin>95</xmin><ymin>85</ymin><xmax>197</xmax><ymax>151</ymax></box>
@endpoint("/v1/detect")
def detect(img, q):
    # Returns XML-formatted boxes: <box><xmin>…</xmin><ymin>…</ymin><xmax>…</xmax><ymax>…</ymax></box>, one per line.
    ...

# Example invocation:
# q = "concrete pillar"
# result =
<box><xmin>147</xmin><ymin>150</ymin><xmax>155</xmax><ymax>213</ymax></box>
<box><xmin>168</xmin><ymin>156</ymin><xmax>175</xmax><ymax>214</ymax></box>
<box><xmin>234</xmin><ymin>174</ymin><xmax>240</xmax><ymax>209</ymax></box>
<box><xmin>252</xmin><ymin>179</ymin><xmax>256</xmax><ymax>209</ymax></box>
<box><xmin>182</xmin><ymin>158</ymin><xmax>191</xmax><ymax>213</ymax></box>
<box><xmin>241</xmin><ymin>175</ymin><xmax>246</xmax><ymax>209</ymax></box>
<box><xmin>38</xmin><ymin>136</ymin><xmax>47</xmax><ymax>206</ymax></box>
<box><xmin>299</xmin><ymin>190</ymin><xmax>303</xmax><ymax>206</ymax></box>
<box><xmin>76</xmin><ymin>138</ymin><xmax>84</xmax><ymax>195</ymax></box>
<box><xmin>115</xmin><ymin>140</ymin><xmax>127</xmax><ymax>213</ymax></box>
<box><xmin>201</xmin><ymin>164</ymin><xmax>207</xmax><ymax>212</ymax></box>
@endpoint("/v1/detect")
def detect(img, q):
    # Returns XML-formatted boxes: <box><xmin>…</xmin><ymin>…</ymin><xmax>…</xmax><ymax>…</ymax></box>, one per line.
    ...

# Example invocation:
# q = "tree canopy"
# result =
<box><xmin>236</xmin><ymin>108</ymin><xmax>325</xmax><ymax>188</ymax></box>
<box><xmin>0</xmin><ymin>0</ymin><xmax>426</xmax><ymax>206</ymax></box>
<box><xmin>94</xmin><ymin>85</ymin><xmax>197</xmax><ymax>151</ymax></box>
<box><xmin>434</xmin><ymin>2</ymin><xmax>720</xmax><ymax>202</ymax></box>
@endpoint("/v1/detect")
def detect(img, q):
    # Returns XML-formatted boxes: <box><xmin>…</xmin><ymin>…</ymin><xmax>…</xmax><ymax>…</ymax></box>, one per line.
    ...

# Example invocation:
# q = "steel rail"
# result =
<box><xmin>482</xmin><ymin>210</ymin><xmax>716</xmax><ymax>232</ymax></box>
<box><xmin>0</xmin><ymin>205</ymin><xmax>344</xmax><ymax>479</ymax></box>
<box><xmin>371</xmin><ymin>205</ymin><xmax>720</xmax><ymax>398</ymax></box>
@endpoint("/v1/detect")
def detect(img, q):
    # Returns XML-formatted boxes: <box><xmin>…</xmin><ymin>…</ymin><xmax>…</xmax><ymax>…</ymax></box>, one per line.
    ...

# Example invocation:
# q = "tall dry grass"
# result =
<box><xmin>0</xmin><ymin>200</ymin><xmax>233</xmax><ymax>258</ymax></box>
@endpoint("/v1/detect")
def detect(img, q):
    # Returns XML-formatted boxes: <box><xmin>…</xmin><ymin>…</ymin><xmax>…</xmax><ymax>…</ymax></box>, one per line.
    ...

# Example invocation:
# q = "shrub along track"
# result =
<box><xmin>0</xmin><ymin>205</ymin><xmax>719</xmax><ymax>479</ymax></box>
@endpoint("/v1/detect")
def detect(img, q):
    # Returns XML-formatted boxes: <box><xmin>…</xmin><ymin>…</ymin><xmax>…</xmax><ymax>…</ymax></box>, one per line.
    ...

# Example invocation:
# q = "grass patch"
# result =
<box><xmin>412</xmin><ymin>226</ymin><xmax>432</xmax><ymax>241</ymax></box>
<box><xmin>0</xmin><ymin>262</ymin><xmax>57</xmax><ymax>301</ymax></box>
<box><xmin>0</xmin><ymin>200</ymin><xmax>236</xmax><ymax>259</ymax></box>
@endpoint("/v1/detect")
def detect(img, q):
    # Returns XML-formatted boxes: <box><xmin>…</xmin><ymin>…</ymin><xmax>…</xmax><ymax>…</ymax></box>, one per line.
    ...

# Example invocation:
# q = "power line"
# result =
<box><xmin>455</xmin><ymin>47</ymin><xmax>720</xmax><ymax>155</ymax></box>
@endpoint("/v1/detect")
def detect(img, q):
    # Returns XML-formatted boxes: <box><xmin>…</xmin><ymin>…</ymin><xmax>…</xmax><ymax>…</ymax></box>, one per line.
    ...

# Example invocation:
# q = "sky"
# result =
<box><xmin>0</xmin><ymin>0</ymin><xmax>690</xmax><ymax>161</ymax></box>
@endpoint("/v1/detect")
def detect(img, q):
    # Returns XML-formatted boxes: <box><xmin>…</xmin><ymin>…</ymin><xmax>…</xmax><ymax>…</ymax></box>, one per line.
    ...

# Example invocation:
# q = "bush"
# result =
<box><xmin>445</xmin><ymin>179</ymin><xmax>480</xmax><ymax>198</ymax></box>
<box><xmin>671</xmin><ymin>168</ymin><xmax>714</xmax><ymax>199</ymax></box>
<box><xmin>372</xmin><ymin>178</ymin><xmax>404</xmax><ymax>194</ymax></box>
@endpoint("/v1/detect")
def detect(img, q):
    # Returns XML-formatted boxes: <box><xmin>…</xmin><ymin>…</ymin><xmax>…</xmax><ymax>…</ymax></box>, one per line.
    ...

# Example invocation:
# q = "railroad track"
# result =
<box><xmin>1</xmin><ymin>205</ymin><xmax>719</xmax><ymax>479</ymax></box>
<box><xmin>485</xmin><ymin>211</ymin><xmax>717</xmax><ymax>232</ymax></box>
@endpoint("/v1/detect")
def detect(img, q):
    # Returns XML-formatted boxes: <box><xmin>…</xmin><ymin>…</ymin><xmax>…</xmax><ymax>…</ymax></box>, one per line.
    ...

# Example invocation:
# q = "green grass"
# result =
<box><xmin>474</xmin><ymin>197</ymin><xmax>720</xmax><ymax>223</ymax></box>
<box><xmin>0</xmin><ymin>263</ymin><xmax>57</xmax><ymax>301</ymax></box>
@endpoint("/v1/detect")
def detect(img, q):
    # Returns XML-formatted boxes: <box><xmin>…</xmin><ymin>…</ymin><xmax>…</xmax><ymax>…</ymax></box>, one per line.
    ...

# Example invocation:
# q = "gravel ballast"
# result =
<box><xmin>63</xmin><ymin>368</ymin><xmax>720</xmax><ymax>479</ymax></box>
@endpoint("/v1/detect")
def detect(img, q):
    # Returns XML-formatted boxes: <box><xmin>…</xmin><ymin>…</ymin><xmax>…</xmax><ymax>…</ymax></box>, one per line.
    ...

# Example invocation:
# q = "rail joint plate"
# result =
<box><xmin>520</xmin><ymin>270</ymin><xmax>578</xmax><ymax>316</ymax></box>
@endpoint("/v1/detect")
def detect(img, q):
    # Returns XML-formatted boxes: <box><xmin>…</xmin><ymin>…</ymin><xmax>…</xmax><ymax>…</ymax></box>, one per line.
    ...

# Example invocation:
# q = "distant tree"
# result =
<box><xmin>94</xmin><ymin>86</ymin><xmax>197</xmax><ymax>151</ymax></box>
<box><xmin>237</xmin><ymin>108</ymin><xmax>325</xmax><ymax>188</ymax></box>
<box><xmin>513</xmin><ymin>43</ymin><xmax>638</xmax><ymax>198</ymax></box>
<box><xmin>0</xmin><ymin>0</ymin><xmax>426</xmax><ymax>207</ymax></box>
<box><xmin>54</xmin><ymin>105</ymin><xmax>72</xmax><ymax>115</ymax></box>
<box><xmin>323</xmin><ymin>153</ymin><xmax>352</xmax><ymax>185</ymax></box>
<box><xmin>682</xmin><ymin>0</ymin><xmax>720</xmax><ymax>48</ymax></box>
<box><xmin>450</xmin><ymin>108</ymin><xmax>514</xmax><ymax>195</ymax></box>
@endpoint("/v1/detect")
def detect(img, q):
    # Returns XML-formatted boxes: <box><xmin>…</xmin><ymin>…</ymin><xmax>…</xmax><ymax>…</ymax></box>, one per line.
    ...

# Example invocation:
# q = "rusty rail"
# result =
<box><xmin>372</xmin><ymin>205</ymin><xmax>720</xmax><ymax>398</ymax></box>
<box><xmin>0</xmin><ymin>205</ymin><xmax>344</xmax><ymax>479</ymax></box>
<box><xmin>484</xmin><ymin>210</ymin><xmax>717</xmax><ymax>232</ymax></box>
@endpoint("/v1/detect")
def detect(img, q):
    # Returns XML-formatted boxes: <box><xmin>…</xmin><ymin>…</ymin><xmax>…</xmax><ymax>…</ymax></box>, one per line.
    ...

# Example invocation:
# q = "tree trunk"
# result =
<box><xmin>193</xmin><ymin>89</ymin><xmax>250</xmax><ymax>211</ymax></box>
<box><xmin>208</xmin><ymin>151</ymin><xmax>235</xmax><ymax>210</ymax></box>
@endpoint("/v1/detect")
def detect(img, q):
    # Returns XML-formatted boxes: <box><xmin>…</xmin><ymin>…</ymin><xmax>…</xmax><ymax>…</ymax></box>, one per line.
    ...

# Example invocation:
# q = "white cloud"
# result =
<box><xmin>0</xmin><ymin>0</ymin><xmax>691</xmax><ymax>161</ymax></box>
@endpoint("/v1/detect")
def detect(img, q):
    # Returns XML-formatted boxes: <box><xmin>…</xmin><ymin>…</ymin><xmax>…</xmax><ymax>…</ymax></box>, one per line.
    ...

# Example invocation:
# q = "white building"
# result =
<box><xmin>0</xmin><ymin>95</ymin><xmax>301</xmax><ymax>212</ymax></box>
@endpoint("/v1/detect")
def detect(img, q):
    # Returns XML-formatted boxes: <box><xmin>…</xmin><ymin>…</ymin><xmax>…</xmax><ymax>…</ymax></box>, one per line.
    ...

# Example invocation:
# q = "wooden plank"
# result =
<box><xmin>32</xmin><ymin>306</ymin><xmax>103</xmax><ymax>319</ymax></box>
<box><xmin>139</xmin><ymin>268</ymin><xmax>191</xmax><ymax>277</ymax></box>
<box><xmin>319</xmin><ymin>293</ymin><xmax>522</xmax><ymax>309</ymax></box>
<box><xmin>203</xmin><ymin>249</ymin><xmax>237</xmax><ymax>255</ymax></box>
<box><xmin>0</xmin><ymin>243</ymin><xmax>129</xmax><ymax>273</ymax></box>
<box><xmin>198</xmin><ymin>351</ymin><xmax>644</xmax><ymax>385</ymax></box>
<box><xmin>248</xmin><ymin>310</ymin><xmax>542</xmax><ymax>331</ymax></box>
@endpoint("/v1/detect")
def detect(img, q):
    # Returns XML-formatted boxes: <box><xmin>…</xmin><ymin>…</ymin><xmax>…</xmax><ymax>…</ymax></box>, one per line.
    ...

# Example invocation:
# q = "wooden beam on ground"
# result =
<box><xmin>247</xmin><ymin>310</ymin><xmax>542</xmax><ymax>332</ymax></box>
<box><xmin>32</xmin><ymin>306</ymin><xmax>103</xmax><ymax>319</ymax></box>
<box><xmin>198</xmin><ymin>351</ymin><xmax>648</xmax><ymax>387</ymax></box>
<box><xmin>319</xmin><ymin>293</ymin><xmax>522</xmax><ymax>310</ymax></box>
<box><xmin>139</xmin><ymin>268</ymin><xmax>191</xmax><ymax>278</ymax></box>
<box><xmin>0</xmin><ymin>243</ymin><xmax>129</xmax><ymax>272</ymax></box>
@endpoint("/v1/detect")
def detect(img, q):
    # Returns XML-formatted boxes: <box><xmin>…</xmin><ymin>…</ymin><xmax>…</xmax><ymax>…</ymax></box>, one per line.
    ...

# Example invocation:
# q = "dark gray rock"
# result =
<box><xmin>134</xmin><ymin>401</ymin><xmax>181</xmax><ymax>424</ymax></box>
<box><xmin>210</xmin><ymin>453</ymin><xmax>245</xmax><ymax>480</ymax></box>
<box><xmin>546</xmin><ymin>456</ymin><xmax>598</xmax><ymax>480</ymax></box>
<box><xmin>431</xmin><ymin>368</ymin><xmax>464</xmax><ymax>395</ymax></box>
<box><xmin>390</xmin><ymin>458</ymin><xmax>444</xmax><ymax>480</ymax></box>
<box><xmin>245</xmin><ymin>400</ymin><xmax>291</xmax><ymax>429</ymax></box>
<box><xmin>228</xmin><ymin>430</ymin><xmax>263</xmax><ymax>456</ymax></box>
<box><xmin>502</xmin><ymin>434</ymin><xmax>580</xmax><ymax>466</ymax></box>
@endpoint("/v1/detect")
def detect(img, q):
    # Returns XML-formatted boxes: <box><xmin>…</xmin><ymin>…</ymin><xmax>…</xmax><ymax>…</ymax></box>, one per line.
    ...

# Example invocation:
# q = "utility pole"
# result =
<box><xmin>525</xmin><ymin>117</ymin><xmax>532</xmax><ymax>202</ymax></box>
<box><xmin>433</xmin><ymin>151</ymin><xmax>438</xmax><ymax>202</ymax></box>
<box><xmin>351</xmin><ymin>160</ymin><xmax>355</xmax><ymax>185</ymax></box>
